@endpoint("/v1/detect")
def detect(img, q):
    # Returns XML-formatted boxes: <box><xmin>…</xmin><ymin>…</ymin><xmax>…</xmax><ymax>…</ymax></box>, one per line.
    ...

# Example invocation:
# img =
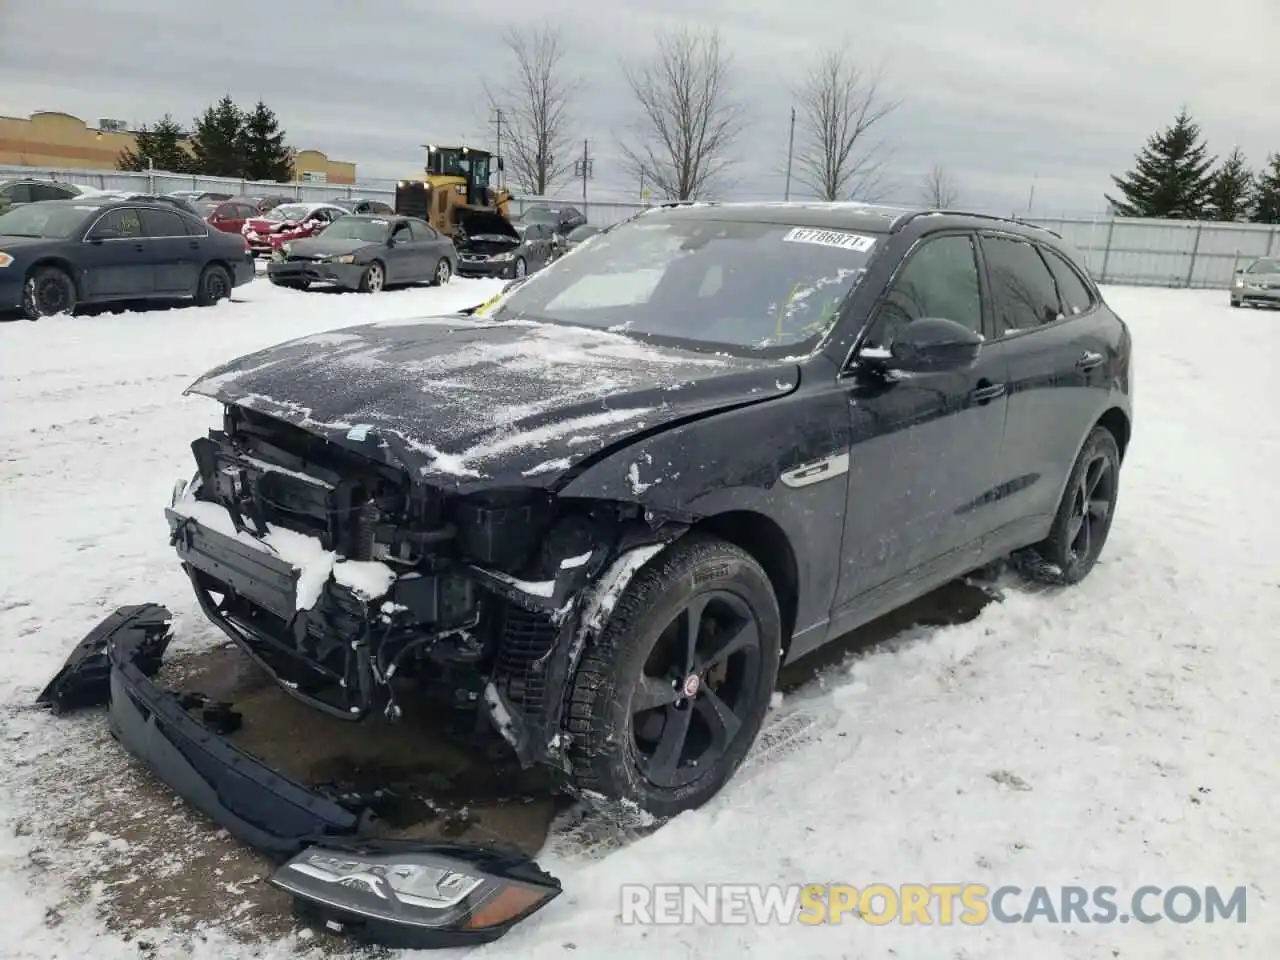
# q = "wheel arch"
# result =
<box><xmin>26</xmin><ymin>257</ymin><xmax>84</xmax><ymax>299</ymax></box>
<box><xmin>1095</xmin><ymin>406</ymin><xmax>1130</xmax><ymax>463</ymax></box>
<box><xmin>690</xmin><ymin>509</ymin><xmax>800</xmax><ymax>659</ymax></box>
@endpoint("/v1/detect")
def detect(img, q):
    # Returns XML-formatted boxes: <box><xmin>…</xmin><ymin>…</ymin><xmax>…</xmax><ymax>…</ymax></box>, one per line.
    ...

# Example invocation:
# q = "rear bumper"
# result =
<box><xmin>266</xmin><ymin>259</ymin><xmax>364</xmax><ymax>289</ymax></box>
<box><xmin>232</xmin><ymin>253</ymin><xmax>256</xmax><ymax>288</ymax></box>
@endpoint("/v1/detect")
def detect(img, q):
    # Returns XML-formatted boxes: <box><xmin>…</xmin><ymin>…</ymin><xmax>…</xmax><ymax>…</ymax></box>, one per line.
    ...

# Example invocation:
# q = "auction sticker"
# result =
<box><xmin>782</xmin><ymin>227</ymin><xmax>876</xmax><ymax>252</ymax></box>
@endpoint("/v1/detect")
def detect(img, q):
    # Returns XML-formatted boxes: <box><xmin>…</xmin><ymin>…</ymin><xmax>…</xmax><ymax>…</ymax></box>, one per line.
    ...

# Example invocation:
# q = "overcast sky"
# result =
<box><xmin>2</xmin><ymin>0</ymin><xmax>1277</xmax><ymax>214</ymax></box>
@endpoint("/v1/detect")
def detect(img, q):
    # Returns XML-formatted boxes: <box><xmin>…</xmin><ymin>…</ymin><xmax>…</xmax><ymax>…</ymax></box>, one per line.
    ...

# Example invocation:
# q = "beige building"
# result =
<box><xmin>0</xmin><ymin>110</ymin><xmax>357</xmax><ymax>185</ymax></box>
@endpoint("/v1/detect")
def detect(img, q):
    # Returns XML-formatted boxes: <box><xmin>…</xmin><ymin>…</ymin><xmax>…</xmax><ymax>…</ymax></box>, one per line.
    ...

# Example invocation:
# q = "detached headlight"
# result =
<box><xmin>335</xmin><ymin>254</ymin><xmax>357</xmax><ymax>264</ymax></box>
<box><xmin>270</xmin><ymin>841</ymin><xmax>561</xmax><ymax>948</ymax></box>
<box><xmin>0</xmin><ymin>252</ymin><xmax>13</xmax><ymax>268</ymax></box>
<box><xmin>490</xmin><ymin>252</ymin><xmax>514</xmax><ymax>262</ymax></box>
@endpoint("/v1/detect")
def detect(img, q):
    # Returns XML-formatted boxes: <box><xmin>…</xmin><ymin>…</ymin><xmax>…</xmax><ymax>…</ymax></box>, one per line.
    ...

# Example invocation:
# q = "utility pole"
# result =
<box><xmin>487</xmin><ymin>108</ymin><xmax>505</xmax><ymax>190</ymax></box>
<box><xmin>784</xmin><ymin>106</ymin><xmax>796</xmax><ymax>201</ymax></box>
<box><xmin>573</xmin><ymin>139</ymin><xmax>594</xmax><ymax>217</ymax></box>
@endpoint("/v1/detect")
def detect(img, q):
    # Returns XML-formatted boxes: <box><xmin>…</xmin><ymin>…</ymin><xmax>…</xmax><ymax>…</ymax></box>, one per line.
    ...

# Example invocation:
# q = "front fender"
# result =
<box><xmin>558</xmin><ymin>387</ymin><xmax>852</xmax><ymax>644</ymax></box>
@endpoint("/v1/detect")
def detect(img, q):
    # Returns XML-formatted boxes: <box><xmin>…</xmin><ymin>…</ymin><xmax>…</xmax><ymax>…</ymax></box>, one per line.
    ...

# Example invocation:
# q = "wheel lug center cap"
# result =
<box><xmin>681</xmin><ymin>674</ymin><xmax>700</xmax><ymax>698</ymax></box>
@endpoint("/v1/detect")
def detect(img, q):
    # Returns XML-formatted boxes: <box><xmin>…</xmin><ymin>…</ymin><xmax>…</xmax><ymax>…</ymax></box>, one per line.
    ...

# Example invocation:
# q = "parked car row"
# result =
<box><xmin>0</xmin><ymin>177</ymin><xmax>106</xmax><ymax>214</ymax></box>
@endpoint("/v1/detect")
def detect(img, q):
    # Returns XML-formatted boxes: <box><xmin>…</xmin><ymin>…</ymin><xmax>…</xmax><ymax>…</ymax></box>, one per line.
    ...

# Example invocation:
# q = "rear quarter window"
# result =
<box><xmin>1040</xmin><ymin>246</ymin><xmax>1096</xmax><ymax>316</ymax></box>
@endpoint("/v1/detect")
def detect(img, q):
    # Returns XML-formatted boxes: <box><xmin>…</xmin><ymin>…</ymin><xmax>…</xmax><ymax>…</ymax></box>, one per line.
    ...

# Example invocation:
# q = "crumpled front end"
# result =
<box><xmin>38</xmin><ymin>603</ymin><xmax>562</xmax><ymax>948</ymax></box>
<box><xmin>166</xmin><ymin>401</ymin><xmax>685</xmax><ymax>771</ymax></box>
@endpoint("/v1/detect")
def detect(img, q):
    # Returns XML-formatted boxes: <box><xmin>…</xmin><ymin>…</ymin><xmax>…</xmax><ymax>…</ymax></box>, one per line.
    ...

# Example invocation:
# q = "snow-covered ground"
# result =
<box><xmin>2</xmin><ymin>281</ymin><xmax>1278</xmax><ymax>958</ymax></box>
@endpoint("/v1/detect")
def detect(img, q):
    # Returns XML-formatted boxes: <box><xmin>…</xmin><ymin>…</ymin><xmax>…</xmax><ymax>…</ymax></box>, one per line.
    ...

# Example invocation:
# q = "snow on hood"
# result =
<box><xmin>185</xmin><ymin>316</ymin><xmax>799</xmax><ymax>489</ymax></box>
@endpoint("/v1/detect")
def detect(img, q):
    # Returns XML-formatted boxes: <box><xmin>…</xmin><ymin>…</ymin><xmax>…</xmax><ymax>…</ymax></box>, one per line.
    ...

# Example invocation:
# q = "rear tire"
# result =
<box><xmin>1024</xmin><ymin>425</ymin><xmax>1120</xmax><ymax>585</ymax></box>
<box><xmin>566</xmin><ymin>535</ymin><xmax>782</xmax><ymax>819</ymax></box>
<box><xmin>22</xmin><ymin>266</ymin><xmax>77</xmax><ymax>320</ymax></box>
<box><xmin>194</xmin><ymin>264</ymin><xmax>232</xmax><ymax>306</ymax></box>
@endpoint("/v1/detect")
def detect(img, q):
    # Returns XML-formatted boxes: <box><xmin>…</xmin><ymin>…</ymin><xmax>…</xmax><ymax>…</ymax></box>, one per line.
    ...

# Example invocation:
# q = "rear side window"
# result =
<box><xmin>982</xmin><ymin>235</ymin><xmax>1062</xmax><ymax>335</ymax></box>
<box><xmin>1040</xmin><ymin>247</ymin><xmax>1094</xmax><ymax>316</ymax></box>
<box><xmin>2</xmin><ymin>183</ymin><xmax>33</xmax><ymax>203</ymax></box>
<box><xmin>181</xmin><ymin>213</ymin><xmax>209</xmax><ymax>236</ymax></box>
<box><xmin>140</xmin><ymin>208</ymin><xmax>187</xmax><ymax>238</ymax></box>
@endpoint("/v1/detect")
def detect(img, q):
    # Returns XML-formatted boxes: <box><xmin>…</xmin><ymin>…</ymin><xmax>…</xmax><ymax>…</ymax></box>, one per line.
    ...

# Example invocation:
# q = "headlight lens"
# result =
<box><xmin>335</xmin><ymin>254</ymin><xmax>356</xmax><ymax>264</ymax></box>
<box><xmin>0</xmin><ymin>252</ymin><xmax>13</xmax><ymax>268</ymax></box>
<box><xmin>491</xmin><ymin>252</ymin><xmax>514</xmax><ymax>262</ymax></box>
<box><xmin>270</xmin><ymin>843</ymin><xmax>560</xmax><ymax>941</ymax></box>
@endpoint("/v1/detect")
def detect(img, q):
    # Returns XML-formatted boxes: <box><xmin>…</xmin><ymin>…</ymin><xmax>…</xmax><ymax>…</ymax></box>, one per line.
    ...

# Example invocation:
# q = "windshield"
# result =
<box><xmin>490</xmin><ymin>216</ymin><xmax>879</xmax><ymax>353</ymax></box>
<box><xmin>321</xmin><ymin>217</ymin><xmax>391</xmax><ymax>242</ymax></box>
<box><xmin>1246</xmin><ymin>258</ymin><xmax>1280</xmax><ymax>274</ymax></box>
<box><xmin>267</xmin><ymin>203</ymin><xmax>312</xmax><ymax>222</ymax></box>
<box><xmin>0</xmin><ymin>201</ymin><xmax>95</xmax><ymax>238</ymax></box>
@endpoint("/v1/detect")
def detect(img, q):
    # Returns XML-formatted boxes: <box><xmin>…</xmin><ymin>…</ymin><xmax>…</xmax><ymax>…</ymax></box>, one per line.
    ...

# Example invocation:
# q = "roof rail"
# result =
<box><xmin>902</xmin><ymin>209</ymin><xmax>1063</xmax><ymax>240</ymax></box>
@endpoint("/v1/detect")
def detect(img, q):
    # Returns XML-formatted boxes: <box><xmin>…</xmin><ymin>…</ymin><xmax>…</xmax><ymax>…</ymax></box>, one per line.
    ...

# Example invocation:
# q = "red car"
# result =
<box><xmin>241</xmin><ymin>202</ymin><xmax>349</xmax><ymax>256</ymax></box>
<box><xmin>198</xmin><ymin>198</ymin><xmax>260</xmax><ymax>235</ymax></box>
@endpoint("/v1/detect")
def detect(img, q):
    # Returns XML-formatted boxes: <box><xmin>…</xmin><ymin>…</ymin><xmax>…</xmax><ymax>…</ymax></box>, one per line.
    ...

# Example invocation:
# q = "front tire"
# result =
<box><xmin>194</xmin><ymin>264</ymin><xmax>232</xmax><ymax>306</ymax></box>
<box><xmin>1230</xmin><ymin>298</ymin><xmax>1241</xmax><ymax>308</ymax></box>
<box><xmin>566</xmin><ymin>535</ymin><xmax>782</xmax><ymax>818</ymax></box>
<box><xmin>432</xmin><ymin>258</ymin><xmax>452</xmax><ymax>286</ymax></box>
<box><xmin>22</xmin><ymin>266</ymin><xmax>77</xmax><ymax>320</ymax></box>
<box><xmin>1025</xmin><ymin>425</ymin><xmax>1121</xmax><ymax>585</ymax></box>
<box><xmin>513</xmin><ymin>257</ymin><xmax>527</xmax><ymax>279</ymax></box>
<box><xmin>359</xmin><ymin>261</ymin><xmax>385</xmax><ymax>293</ymax></box>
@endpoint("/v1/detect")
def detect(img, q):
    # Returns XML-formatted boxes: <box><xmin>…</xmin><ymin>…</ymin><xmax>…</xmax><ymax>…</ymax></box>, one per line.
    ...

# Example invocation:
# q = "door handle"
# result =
<box><xmin>188</xmin><ymin>241</ymin><xmax>199</xmax><ymax>249</ymax></box>
<box><xmin>970</xmin><ymin>381</ymin><xmax>1007</xmax><ymax>404</ymax></box>
<box><xmin>133</xmin><ymin>243</ymin><xmax>145</xmax><ymax>252</ymax></box>
<box><xmin>1076</xmin><ymin>350</ymin><xmax>1104</xmax><ymax>371</ymax></box>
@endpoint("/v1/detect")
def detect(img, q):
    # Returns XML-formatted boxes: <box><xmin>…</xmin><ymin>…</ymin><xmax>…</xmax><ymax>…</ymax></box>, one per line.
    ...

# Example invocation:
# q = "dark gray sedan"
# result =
<box><xmin>266</xmin><ymin>214</ymin><xmax>456</xmax><ymax>292</ymax></box>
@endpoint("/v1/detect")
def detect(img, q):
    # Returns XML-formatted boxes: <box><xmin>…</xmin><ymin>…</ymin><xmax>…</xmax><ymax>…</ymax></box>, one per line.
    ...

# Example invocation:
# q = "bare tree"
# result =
<box><xmin>484</xmin><ymin>24</ymin><xmax>578</xmax><ymax>196</ymax></box>
<box><xmin>920</xmin><ymin>164</ymin><xmax>959</xmax><ymax>208</ymax></box>
<box><xmin>791</xmin><ymin>50</ymin><xmax>900</xmax><ymax>202</ymax></box>
<box><xmin>618</xmin><ymin>26</ymin><xmax>745</xmax><ymax>201</ymax></box>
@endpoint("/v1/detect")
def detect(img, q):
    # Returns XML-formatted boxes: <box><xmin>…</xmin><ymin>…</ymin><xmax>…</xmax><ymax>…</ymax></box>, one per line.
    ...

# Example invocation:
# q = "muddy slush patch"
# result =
<box><xmin>10</xmin><ymin>574</ymin><xmax>997</xmax><ymax>955</ymax></box>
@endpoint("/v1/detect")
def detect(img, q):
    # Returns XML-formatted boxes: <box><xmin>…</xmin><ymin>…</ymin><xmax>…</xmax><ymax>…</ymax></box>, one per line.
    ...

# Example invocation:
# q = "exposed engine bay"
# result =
<box><xmin>166</xmin><ymin>403</ymin><xmax>683</xmax><ymax>770</ymax></box>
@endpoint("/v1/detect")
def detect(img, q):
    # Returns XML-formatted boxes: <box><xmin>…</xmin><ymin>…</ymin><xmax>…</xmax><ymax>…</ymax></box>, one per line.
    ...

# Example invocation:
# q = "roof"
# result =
<box><xmin>648</xmin><ymin>200</ymin><xmax>1062</xmax><ymax>240</ymax></box>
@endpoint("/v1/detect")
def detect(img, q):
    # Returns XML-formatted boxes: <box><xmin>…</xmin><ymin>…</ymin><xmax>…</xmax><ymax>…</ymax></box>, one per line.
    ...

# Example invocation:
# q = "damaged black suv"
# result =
<box><xmin>166</xmin><ymin>201</ymin><xmax>1133</xmax><ymax>818</ymax></box>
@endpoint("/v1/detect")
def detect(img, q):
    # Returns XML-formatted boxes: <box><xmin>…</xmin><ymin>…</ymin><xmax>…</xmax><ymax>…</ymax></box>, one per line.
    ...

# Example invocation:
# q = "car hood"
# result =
<box><xmin>286</xmin><ymin>235</ymin><xmax>378</xmax><ymax>257</ymax></box>
<box><xmin>247</xmin><ymin>217</ymin><xmax>297</xmax><ymax>233</ymax></box>
<box><xmin>185</xmin><ymin>316</ymin><xmax>799</xmax><ymax>490</ymax></box>
<box><xmin>1241</xmin><ymin>272</ymin><xmax>1280</xmax><ymax>284</ymax></box>
<box><xmin>0</xmin><ymin>234</ymin><xmax>61</xmax><ymax>251</ymax></box>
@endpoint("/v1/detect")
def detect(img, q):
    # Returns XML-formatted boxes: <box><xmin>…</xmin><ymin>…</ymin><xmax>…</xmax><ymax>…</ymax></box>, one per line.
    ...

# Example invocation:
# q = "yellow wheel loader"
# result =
<box><xmin>395</xmin><ymin>145</ymin><xmax>512</xmax><ymax>239</ymax></box>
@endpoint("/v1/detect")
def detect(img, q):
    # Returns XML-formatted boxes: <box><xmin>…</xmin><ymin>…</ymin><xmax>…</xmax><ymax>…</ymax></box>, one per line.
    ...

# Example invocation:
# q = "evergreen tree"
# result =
<box><xmin>1251</xmin><ymin>153</ymin><xmax>1280</xmax><ymax>224</ymax></box>
<box><xmin>117</xmin><ymin>114</ymin><xmax>192</xmax><ymax>174</ymax></box>
<box><xmin>238</xmin><ymin>101</ymin><xmax>294</xmax><ymax>182</ymax></box>
<box><xmin>190</xmin><ymin>95</ymin><xmax>245</xmax><ymax>177</ymax></box>
<box><xmin>1106</xmin><ymin>108</ymin><xmax>1216</xmax><ymax>219</ymax></box>
<box><xmin>1207</xmin><ymin>148</ymin><xmax>1254</xmax><ymax>221</ymax></box>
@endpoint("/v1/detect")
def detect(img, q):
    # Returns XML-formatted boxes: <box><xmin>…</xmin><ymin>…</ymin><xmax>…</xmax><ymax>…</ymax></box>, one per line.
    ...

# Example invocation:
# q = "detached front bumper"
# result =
<box><xmin>38</xmin><ymin>603</ymin><xmax>562</xmax><ymax>949</ymax></box>
<box><xmin>266</xmin><ymin>259</ymin><xmax>365</xmax><ymax>289</ymax></box>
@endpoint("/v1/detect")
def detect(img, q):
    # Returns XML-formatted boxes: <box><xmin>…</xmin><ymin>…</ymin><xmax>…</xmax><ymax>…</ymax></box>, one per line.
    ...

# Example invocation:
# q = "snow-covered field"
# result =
<box><xmin>1</xmin><ymin>280</ymin><xmax>1277</xmax><ymax>959</ymax></box>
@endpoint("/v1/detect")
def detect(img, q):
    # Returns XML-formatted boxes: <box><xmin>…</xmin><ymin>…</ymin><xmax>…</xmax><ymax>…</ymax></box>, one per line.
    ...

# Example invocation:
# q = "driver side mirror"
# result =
<box><xmin>862</xmin><ymin>317</ymin><xmax>983</xmax><ymax>374</ymax></box>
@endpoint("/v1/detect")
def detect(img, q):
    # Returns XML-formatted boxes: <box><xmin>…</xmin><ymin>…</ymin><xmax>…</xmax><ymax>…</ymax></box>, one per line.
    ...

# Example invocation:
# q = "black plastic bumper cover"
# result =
<box><xmin>38</xmin><ymin>603</ymin><xmax>560</xmax><ymax>948</ymax></box>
